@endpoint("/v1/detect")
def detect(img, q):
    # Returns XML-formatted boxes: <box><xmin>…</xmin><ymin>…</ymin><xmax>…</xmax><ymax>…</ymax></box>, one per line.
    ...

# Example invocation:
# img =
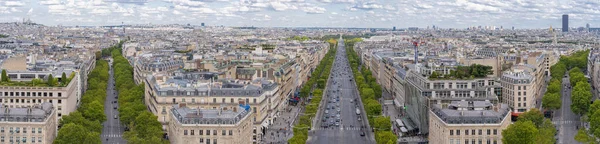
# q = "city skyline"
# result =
<box><xmin>0</xmin><ymin>0</ymin><xmax>599</xmax><ymax>28</ymax></box>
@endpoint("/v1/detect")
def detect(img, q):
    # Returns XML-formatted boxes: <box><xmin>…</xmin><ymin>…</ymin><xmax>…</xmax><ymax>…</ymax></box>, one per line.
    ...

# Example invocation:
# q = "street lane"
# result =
<box><xmin>308</xmin><ymin>38</ymin><xmax>374</xmax><ymax>144</ymax></box>
<box><xmin>101</xmin><ymin>58</ymin><xmax>127</xmax><ymax>144</ymax></box>
<box><xmin>554</xmin><ymin>75</ymin><xmax>581</xmax><ymax>144</ymax></box>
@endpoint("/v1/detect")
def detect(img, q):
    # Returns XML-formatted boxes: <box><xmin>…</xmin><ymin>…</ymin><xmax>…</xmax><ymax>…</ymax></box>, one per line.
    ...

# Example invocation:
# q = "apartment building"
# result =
<box><xmin>404</xmin><ymin>64</ymin><xmax>501</xmax><ymax>134</ymax></box>
<box><xmin>500</xmin><ymin>70</ymin><xmax>537</xmax><ymax>113</ymax></box>
<box><xmin>428</xmin><ymin>101</ymin><xmax>511</xmax><ymax>144</ymax></box>
<box><xmin>145</xmin><ymin>73</ymin><xmax>278</xmax><ymax>143</ymax></box>
<box><xmin>168</xmin><ymin>104</ymin><xmax>253</xmax><ymax>144</ymax></box>
<box><xmin>133</xmin><ymin>54</ymin><xmax>183</xmax><ymax>84</ymax></box>
<box><xmin>0</xmin><ymin>71</ymin><xmax>80</xmax><ymax>120</ymax></box>
<box><xmin>588</xmin><ymin>49</ymin><xmax>600</xmax><ymax>93</ymax></box>
<box><xmin>0</xmin><ymin>103</ymin><xmax>57</xmax><ymax>144</ymax></box>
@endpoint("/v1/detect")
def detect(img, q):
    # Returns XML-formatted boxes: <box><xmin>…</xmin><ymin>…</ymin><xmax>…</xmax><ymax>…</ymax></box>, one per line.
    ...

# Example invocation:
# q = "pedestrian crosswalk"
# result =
<box><xmin>552</xmin><ymin>120</ymin><xmax>579</xmax><ymax>125</ymax></box>
<box><xmin>102</xmin><ymin>134</ymin><xmax>122</xmax><ymax>138</ymax></box>
<box><xmin>313</xmin><ymin>127</ymin><xmax>363</xmax><ymax>131</ymax></box>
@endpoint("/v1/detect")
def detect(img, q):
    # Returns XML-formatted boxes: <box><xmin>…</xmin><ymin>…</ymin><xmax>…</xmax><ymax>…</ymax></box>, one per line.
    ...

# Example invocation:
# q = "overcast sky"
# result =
<box><xmin>0</xmin><ymin>0</ymin><xmax>599</xmax><ymax>28</ymax></box>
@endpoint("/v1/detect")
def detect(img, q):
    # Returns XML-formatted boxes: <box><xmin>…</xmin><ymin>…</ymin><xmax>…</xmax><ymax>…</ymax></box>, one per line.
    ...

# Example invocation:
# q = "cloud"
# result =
<box><xmin>270</xmin><ymin>1</ymin><xmax>297</xmax><ymax>11</ymax></box>
<box><xmin>352</xmin><ymin>2</ymin><xmax>382</xmax><ymax>10</ymax></box>
<box><xmin>4</xmin><ymin>1</ymin><xmax>24</xmax><ymax>7</ymax></box>
<box><xmin>40</xmin><ymin>0</ymin><xmax>61</xmax><ymax>5</ymax></box>
<box><xmin>303</xmin><ymin>6</ymin><xmax>326</xmax><ymax>14</ymax></box>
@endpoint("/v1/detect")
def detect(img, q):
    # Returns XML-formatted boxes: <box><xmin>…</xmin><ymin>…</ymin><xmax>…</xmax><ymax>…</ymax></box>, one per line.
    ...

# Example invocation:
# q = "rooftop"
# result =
<box><xmin>431</xmin><ymin>100</ymin><xmax>510</xmax><ymax>125</ymax></box>
<box><xmin>0</xmin><ymin>103</ymin><xmax>53</xmax><ymax>123</ymax></box>
<box><xmin>171</xmin><ymin>104</ymin><xmax>250</xmax><ymax>125</ymax></box>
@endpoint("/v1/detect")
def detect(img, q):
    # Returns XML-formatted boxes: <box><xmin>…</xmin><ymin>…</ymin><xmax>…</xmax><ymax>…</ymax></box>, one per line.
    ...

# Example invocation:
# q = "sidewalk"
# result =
<box><xmin>262</xmin><ymin>105</ymin><xmax>302</xmax><ymax>144</ymax></box>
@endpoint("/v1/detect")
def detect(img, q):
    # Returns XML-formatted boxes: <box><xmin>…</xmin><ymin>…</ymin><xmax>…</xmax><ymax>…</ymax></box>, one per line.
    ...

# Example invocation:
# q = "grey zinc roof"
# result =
<box><xmin>0</xmin><ymin>103</ymin><xmax>53</xmax><ymax>122</ymax></box>
<box><xmin>431</xmin><ymin>101</ymin><xmax>510</xmax><ymax>124</ymax></box>
<box><xmin>171</xmin><ymin>104</ymin><xmax>250</xmax><ymax>125</ymax></box>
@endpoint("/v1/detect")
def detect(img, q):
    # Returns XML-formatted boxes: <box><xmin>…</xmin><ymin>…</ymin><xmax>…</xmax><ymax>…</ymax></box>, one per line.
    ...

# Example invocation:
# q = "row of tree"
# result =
<box><xmin>429</xmin><ymin>64</ymin><xmax>493</xmax><ymax>79</ymax></box>
<box><xmin>288</xmin><ymin>39</ymin><xmax>338</xmax><ymax>144</ymax></box>
<box><xmin>54</xmin><ymin>60</ymin><xmax>110</xmax><ymax>144</ymax></box>
<box><xmin>346</xmin><ymin>38</ymin><xmax>396</xmax><ymax>144</ymax></box>
<box><xmin>569</xmin><ymin>68</ymin><xmax>593</xmax><ymax>116</ymax></box>
<box><xmin>502</xmin><ymin>108</ymin><xmax>557</xmax><ymax>144</ymax></box>
<box><xmin>109</xmin><ymin>42</ymin><xmax>168</xmax><ymax>144</ymax></box>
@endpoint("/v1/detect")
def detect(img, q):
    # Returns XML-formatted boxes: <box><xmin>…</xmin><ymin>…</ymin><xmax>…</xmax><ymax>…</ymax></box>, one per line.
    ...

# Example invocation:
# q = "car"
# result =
<box><xmin>113</xmin><ymin>106</ymin><xmax>117</xmax><ymax>109</ymax></box>
<box><xmin>335</xmin><ymin>122</ymin><xmax>340</xmax><ymax>126</ymax></box>
<box><xmin>114</xmin><ymin>115</ymin><xmax>118</xmax><ymax>119</ymax></box>
<box><xmin>350</xmin><ymin>100</ymin><xmax>354</xmax><ymax>103</ymax></box>
<box><xmin>325</xmin><ymin>110</ymin><xmax>329</xmax><ymax>114</ymax></box>
<box><xmin>358</xmin><ymin>117</ymin><xmax>362</xmax><ymax>121</ymax></box>
<box><xmin>360</xmin><ymin>132</ymin><xmax>365</xmax><ymax>136</ymax></box>
<box><xmin>337</xmin><ymin>108</ymin><xmax>341</xmax><ymax>112</ymax></box>
<box><xmin>113</xmin><ymin>101</ymin><xmax>117</xmax><ymax>103</ymax></box>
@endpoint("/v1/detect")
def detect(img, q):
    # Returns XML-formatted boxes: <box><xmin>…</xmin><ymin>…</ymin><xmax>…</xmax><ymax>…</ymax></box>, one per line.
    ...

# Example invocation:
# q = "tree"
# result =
<box><xmin>542</xmin><ymin>92</ymin><xmax>561</xmax><ymax>111</ymax></box>
<box><xmin>61</xmin><ymin>72</ymin><xmax>68</xmax><ymax>86</ymax></box>
<box><xmin>317</xmin><ymin>79</ymin><xmax>326</xmax><ymax>89</ymax></box>
<box><xmin>1</xmin><ymin>69</ymin><xmax>9</xmax><ymax>82</ymax></box>
<box><xmin>590</xmin><ymin>100</ymin><xmax>600</xmax><ymax>117</ymax></box>
<box><xmin>589</xmin><ymin>109</ymin><xmax>600</xmax><ymax>137</ymax></box>
<box><xmin>82</xmin><ymin>101</ymin><xmax>106</xmax><ymax>122</ymax></box>
<box><xmin>502</xmin><ymin>121</ymin><xmax>539</xmax><ymax>144</ymax></box>
<box><xmin>360</xmin><ymin>88</ymin><xmax>375</xmax><ymax>100</ymax></box>
<box><xmin>375</xmin><ymin>131</ymin><xmax>397</xmax><ymax>144</ymax></box>
<box><xmin>537</xmin><ymin>119</ymin><xmax>557</xmax><ymax>144</ymax></box>
<box><xmin>373</xmin><ymin>116</ymin><xmax>392</xmax><ymax>131</ymax></box>
<box><xmin>572</xmin><ymin>85</ymin><xmax>592</xmax><ymax>115</ymax></box>
<box><xmin>47</xmin><ymin>74</ymin><xmax>55</xmax><ymax>86</ymax></box>
<box><xmin>429</xmin><ymin>71</ymin><xmax>440</xmax><ymax>79</ymax></box>
<box><xmin>575</xmin><ymin>129</ymin><xmax>598</xmax><ymax>144</ymax></box>
<box><xmin>518</xmin><ymin>108</ymin><xmax>544</xmax><ymax>127</ymax></box>
<box><xmin>54</xmin><ymin>123</ymin><xmax>101</xmax><ymax>144</ymax></box>
<box><xmin>546</xmin><ymin>80</ymin><xmax>561</xmax><ymax>94</ymax></box>
<box><xmin>31</xmin><ymin>78</ymin><xmax>43</xmax><ymax>86</ymax></box>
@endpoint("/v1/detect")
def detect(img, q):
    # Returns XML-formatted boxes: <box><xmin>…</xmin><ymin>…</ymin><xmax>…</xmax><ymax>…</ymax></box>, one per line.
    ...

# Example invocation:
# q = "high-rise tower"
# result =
<box><xmin>562</xmin><ymin>14</ymin><xmax>569</xmax><ymax>32</ymax></box>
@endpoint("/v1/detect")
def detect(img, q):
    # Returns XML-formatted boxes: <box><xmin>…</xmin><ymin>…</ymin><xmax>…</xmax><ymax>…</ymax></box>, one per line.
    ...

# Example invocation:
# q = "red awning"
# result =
<box><xmin>511</xmin><ymin>112</ymin><xmax>521</xmax><ymax>117</ymax></box>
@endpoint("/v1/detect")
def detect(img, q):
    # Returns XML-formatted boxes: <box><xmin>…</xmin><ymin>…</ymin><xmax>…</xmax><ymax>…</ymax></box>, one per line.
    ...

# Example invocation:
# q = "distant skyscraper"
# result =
<box><xmin>587</xmin><ymin>23</ymin><xmax>590</xmax><ymax>31</ymax></box>
<box><xmin>393</xmin><ymin>26</ymin><xmax>396</xmax><ymax>31</ymax></box>
<box><xmin>562</xmin><ymin>14</ymin><xmax>569</xmax><ymax>32</ymax></box>
<box><xmin>201</xmin><ymin>23</ymin><xmax>205</xmax><ymax>27</ymax></box>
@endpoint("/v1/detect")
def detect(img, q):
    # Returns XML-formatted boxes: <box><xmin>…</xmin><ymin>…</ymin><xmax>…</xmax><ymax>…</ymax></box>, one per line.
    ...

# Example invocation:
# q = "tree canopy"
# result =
<box><xmin>502</xmin><ymin>121</ymin><xmax>539</xmax><ymax>144</ymax></box>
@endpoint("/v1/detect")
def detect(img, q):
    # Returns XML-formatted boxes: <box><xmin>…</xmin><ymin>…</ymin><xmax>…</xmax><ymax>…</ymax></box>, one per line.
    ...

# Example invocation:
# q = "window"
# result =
<box><xmin>487</xmin><ymin>129</ymin><xmax>490</xmax><ymax>135</ymax></box>
<box><xmin>184</xmin><ymin>130</ymin><xmax>188</xmax><ymax>135</ymax></box>
<box><xmin>172</xmin><ymin>98</ymin><xmax>176</xmax><ymax>103</ymax></box>
<box><xmin>38</xmin><ymin>137</ymin><xmax>42</xmax><ymax>142</ymax></box>
<box><xmin>213</xmin><ymin>98</ymin><xmax>216</xmax><ymax>103</ymax></box>
<box><xmin>222</xmin><ymin>98</ymin><xmax>225</xmax><ymax>103</ymax></box>
<box><xmin>523</xmin><ymin>86</ymin><xmax>526</xmax><ymax>90</ymax></box>
<box><xmin>471</xmin><ymin>130</ymin><xmax>475</xmax><ymax>135</ymax></box>
<box><xmin>214</xmin><ymin>139</ymin><xmax>217</xmax><ymax>144</ymax></box>
<box><xmin>450</xmin><ymin>139</ymin><xmax>454</xmax><ymax>144</ymax></box>
<box><xmin>487</xmin><ymin>139</ymin><xmax>491</xmax><ymax>144</ymax></box>
<box><xmin>231</xmin><ymin>98</ymin><xmax>234</xmax><ymax>103</ymax></box>
<box><xmin>58</xmin><ymin>100</ymin><xmax>62</xmax><ymax>104</ymax></box>
<box><xmin>450</xmin><ymin>130</ymin><xmax>454</xmax><ymax>135</ymax></box>
<box><xmin>478</xmin><ymin>129</ymin><xmax>482</xmax><ymax>135</ymax></box>
<box><xmin>253</xmin><ymin>107</ymin><xmax>257</xmax><ymax>113</ymax></box>
<box><xmin>493</xmin><ymin>140</ymin><xmax>497</xmax><ymax>144</ymax></box>
<box><xmin>206</xmin><ymin>139</ymin><xmax>210</xmax><ymax>144</ymax></box>
<box><xmin>200</xmin><ymin>139</ymin><xmax>204</xmax><ymax>143</ymax></box>
<box><xmin>58</xmin><ymin>93</ymin><xmax>62</xmax><ymax>97</ymax></box>
<box><xmin>192</xmin><ymin>98</ymin><xmax>195</xmax><ymax>103</ymax></box>
<box><xmin>222</xmin><ymin>130</ymin><xmax>226</xmax><ymax>135</ymax></box>
<box><xmin>49</xmin><ymin>93</ymin><xmax>53</xmax><ymax>97</ymax></box>
<box><xmin>253</xmin><ymin>98</ymin><xmax>257</xmax><ymax>103</ymax></box>
<box><xmin>23</xmin><ymin>128</ymin><xmax>26</xmax><ymax>133</ymax></box>
<box><xmin>478</xmin><ymin>139</ymin><xmax>482</xmax><ymax>144</ymax></box>
<box><xmin>493</xmin><ymin>129</ymin><xmax>497</xmax><ymax>135</ymax></box>
<box><xmin>1</xmin><ymin>127</ymin><xmax>3</xmax><ymax>133</ymax></box>
<box><xmin>229</xmin><ymin>130</ymin><xmax>233</xmax><ymax>135</ymax></box>
<box><xmin>32</xmin><ymin>128</ymin><xmax>35</xmax><ymax>133</ymax></box>
<box><xmin>182</xmin><ymin>98</ymin><xmax>186</xmax><ymax>103</ymax></box>
<box><xmin>213</xmin><ymin>130</ymin><xmax>217</xmax><ymax>136</ymax></box>
<box><xmin>191</xmin><ymin>130</ymin><xmax>195</xmax><ymax>135</ymax></box>
<box><xmin>38</xmin><ymin>128</ymin><xmax>42</xmax><ymax>133</ymax></box>
<box><xmin>9</xmin><ymin>136</ymin><xmax>12</xmax><ymax>142</ymax></box>
<box><xmin>465</xmin><ymin>139</ymin><xmax>469</xmax><ymax>144</ymax></box>
<box><xmin>1</xmin><ymin>136</ymin><xmax>3</xmax><ymax>142</ymax></box>
<box><xmin>16</xmin><ymin>127</ymin><xmax>19</xmax><ymax>133</ymax></box>
<box><xmin>465</xmin><ymin>130</ymin><xmax>469</xmax><ymax>135</ymax></box>
<box><xmin>31</xmin><ymin>137</ymin><xmax>34</xmax><ymax>143</ymax></box>
<box><xmin>206</xmin><ymin>130</ymin><xmax>210</xmax><ymax>135</ymax></box>
<box><xmin>457</xmin><ymin>130</ymin><xmax>460</xmax><ymax>135</ymax></box>
<box><xmin>22</xmin><ymin>137</ymin><xmax>26</xmax><ymax>143</ymax></box>
<box><xmin>518</xmin><ymin>86</ymin><xmax>521</xmax><ymax>90</ymax></box>
<box><xmin>199</xmin><ymin>129</ymin><xmax>203</xmax><ymax>135</ymax></box>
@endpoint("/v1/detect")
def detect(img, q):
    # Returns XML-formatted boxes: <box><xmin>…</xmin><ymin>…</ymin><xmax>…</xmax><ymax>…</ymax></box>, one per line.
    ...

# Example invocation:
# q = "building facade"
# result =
<box><xmin>428</xmin><ymin>101</ymin><xmax>511</xmax><ymax>144</ymax></box>
<box><xmin>0</xmin><ymin>103</ymin><xmax>56</xmax><ymax>144</ymax></box>
<box><xmin>168</xmin><ymin>104</ymin><xmax>253</xmax><ymax>144</ymax></box>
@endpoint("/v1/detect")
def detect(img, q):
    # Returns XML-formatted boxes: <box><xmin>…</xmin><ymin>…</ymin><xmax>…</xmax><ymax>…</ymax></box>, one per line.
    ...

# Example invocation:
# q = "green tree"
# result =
<box><xmin>502</xmin><ymin>121</ymin><xmax>539</xmax><ymax>144</ymax></box>
<box><xmin>575</xmin><ymin>129</ymin><xmax>598</xmax><ymax>144</ymax></box>
<box><xmin>360</xmin><ymin>88</ymin><xmax>375</xmax><ymax>100</ymax></box>
<box><xmin>373</xmin><ymin>116</ymin><xmax>392</xmax><ymax>131</ymax></box>
<box><xmin>537</xmin><ymin>119</ymin><xmax>557</xmax><ymax>144</ymax></box>
<box><xmin>47</xmin><ymin>74</ymin><xmax>55</xmax><ymax>86</ymax></box>
<box><xmin>589</xmin><ymin>109</ymin><xmax>600</xmax><ymax>137</ymax></box>
<box><xmin>82</xmin><ymin>101</ymin><xmax>106</xmax><ymax>122</ymax></box>
<box><xmin>95</xmin><ymin>51</ymin><xmax>101</xmax><ymax>60</ymax></box>
<box><xmin>518</xmin><ymin>108</ymin><xmax>544</xmax><ymax>127</ymax></box>
<box><xmin>1</xmin><ymin>69</ymin><xmax>9</xmax><ymax>82</ymax></box>
<box><xmin>61</xmin><ymin>72</ymin><xmax>68</xmax><ymax>86</ymax></box>
<box><xmin>546</xmin><ymin>80</ymin><xmax>561</xmax><ymax>94</ymax></box>
<box><xmin>542</xmin><ymin>92</ymin><xmax>561</xmax><ymax>111</ymax></box>
<box><xmin>317</xmin><ymin>79</ymin><xmax>326</xmax><ymax>89</ymax></box>
<box><xmin>54</xmin><ymin>123</ymin><xmax>101</xmax><ymax>144</ymax></box>
<box><xmin>590</xmin><ymin>100</ymin><xmax>600</xmax><ymax>117</ymax></box>
<box><xmin>375</xmin><ymin>131</ymin><xmax>397</xmax><ymax>144</ymax></box>
<box><xmin>572</xmin><ymin>85</ymin><xmax>592</xmax><ymax>115</ymax></box>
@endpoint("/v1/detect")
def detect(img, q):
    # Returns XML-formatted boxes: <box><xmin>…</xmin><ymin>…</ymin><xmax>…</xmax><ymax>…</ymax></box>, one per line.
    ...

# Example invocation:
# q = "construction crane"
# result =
<box><xmin>411</xmin><ymin>38</ymin><xmax>426</xmax><ymax>64</ymax></box>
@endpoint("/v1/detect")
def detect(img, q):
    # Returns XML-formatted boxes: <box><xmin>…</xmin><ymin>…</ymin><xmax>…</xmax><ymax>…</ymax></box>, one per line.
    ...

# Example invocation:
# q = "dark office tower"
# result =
<box><xmin>201</xmin><ymin>23</ymin><xmax>205</xmax><ymax>27</ymax></box>
<box><xmin>393</xmin><ymin>26</ymin><xmax>396</xmax><ymax>31</ymax></box>
<box><xmin>562</xmin><ymin>14</ymin><xmax>569</xmax><ymax>32</ymax></box>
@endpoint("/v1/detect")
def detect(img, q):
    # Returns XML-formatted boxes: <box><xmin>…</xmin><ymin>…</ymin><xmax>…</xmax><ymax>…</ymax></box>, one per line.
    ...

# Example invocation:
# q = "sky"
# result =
<box><xmin>0</xmin><ymin>0</ymin><xmax>599</xmax><ymax>28</ymax></box>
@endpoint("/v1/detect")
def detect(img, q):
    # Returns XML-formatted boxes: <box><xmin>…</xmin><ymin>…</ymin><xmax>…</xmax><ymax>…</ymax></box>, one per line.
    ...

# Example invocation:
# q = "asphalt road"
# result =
<box><xmin>307</xmin><ymin>38</ymin><xmax>374</xmax><ymax>144</ymax></box>
<box><xmin>554</xmin><ymin>75</ymin><xmax>581</xmax><ymax>144</ymax></box>
<box><xmin>101</xmin><ymin>58</ymin><xmax>127</xmax><ymax>144</ymax></box>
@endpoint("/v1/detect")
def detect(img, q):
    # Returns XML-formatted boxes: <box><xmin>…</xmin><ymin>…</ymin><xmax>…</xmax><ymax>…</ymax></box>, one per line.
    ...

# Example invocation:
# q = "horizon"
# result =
<box><xmin>0</xmin><ymin>0</ymin><xmax>598</xmax><ymax>29</ymax></box>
